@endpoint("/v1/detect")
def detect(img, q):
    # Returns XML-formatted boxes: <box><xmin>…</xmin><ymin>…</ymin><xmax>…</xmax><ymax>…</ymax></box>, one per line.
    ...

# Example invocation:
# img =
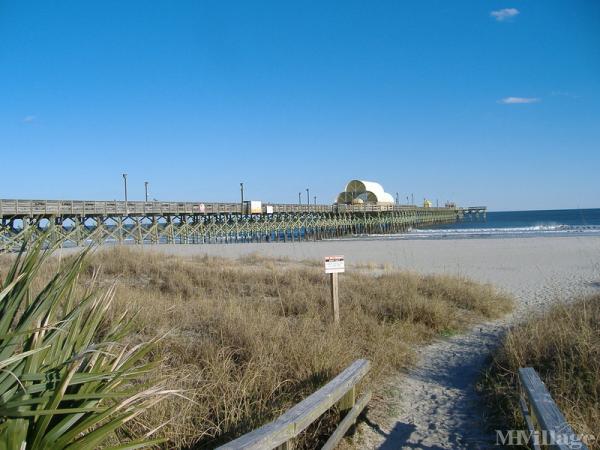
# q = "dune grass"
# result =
<box><xmin>1</xmin><ymin>246</ymin><xmax>513</xmax><ymax>448</ymax></box>
<box><xmin>480</xmin><ymin>295</ymin><xmax>600</xmax><ymax>449</ymax></box>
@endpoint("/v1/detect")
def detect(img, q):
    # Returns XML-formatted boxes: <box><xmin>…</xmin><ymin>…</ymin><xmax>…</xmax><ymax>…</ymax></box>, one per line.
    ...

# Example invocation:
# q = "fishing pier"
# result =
<box><xmin>0</xmin><ymin>199</ymin><xmax>486</xmax><ymax>251</ymax></box>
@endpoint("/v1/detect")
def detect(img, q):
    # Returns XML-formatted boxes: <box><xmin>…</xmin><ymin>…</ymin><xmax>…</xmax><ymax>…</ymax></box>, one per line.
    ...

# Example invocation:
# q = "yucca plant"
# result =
<box><xmin>0</xmin><ymin>237</ymin><xmax>170</xmax><ymax>449</ymax></box>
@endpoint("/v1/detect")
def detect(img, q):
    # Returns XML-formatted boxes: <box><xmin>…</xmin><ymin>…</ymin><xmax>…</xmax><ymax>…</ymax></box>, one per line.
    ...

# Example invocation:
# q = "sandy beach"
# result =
<box><xmin>142</xmin><ymin>236</ymin><xmax>600</xmax><ymax>310</ymax></box>
<box><xmin>130</xmin><ymin>235</ymin><xmax>600</xmax><ymax>449</ymax></box>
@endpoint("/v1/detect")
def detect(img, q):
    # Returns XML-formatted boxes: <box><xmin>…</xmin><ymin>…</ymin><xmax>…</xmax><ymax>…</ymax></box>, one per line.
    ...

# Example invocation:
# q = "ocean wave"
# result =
<box><xmin>328</xmin><ymin>224</ymin><xmax>600</xmax><ymax>241</ymax></box>
<box><xmin>411</xmin><ymin>224</ymin><xmax>600</xmax><ymax>235</ymax></box>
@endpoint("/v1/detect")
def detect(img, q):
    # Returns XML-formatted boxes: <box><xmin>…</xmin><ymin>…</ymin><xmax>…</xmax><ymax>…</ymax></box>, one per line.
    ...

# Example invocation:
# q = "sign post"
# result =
<box><xmin>324</xmin><ymin>255</ymin><xmax>344</xmax><ymax>324</ymax></box>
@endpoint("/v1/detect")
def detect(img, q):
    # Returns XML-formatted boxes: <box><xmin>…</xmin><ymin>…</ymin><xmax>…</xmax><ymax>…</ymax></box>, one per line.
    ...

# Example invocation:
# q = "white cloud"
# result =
<box><xmin>490</xmin><ymin>8</ymin><xmax>519</xmax><ymax>22</ymax></box>
<box><xmin>23</xmin><ymin>115</ymin><xmax>36</xmax><ymax>123</ymax></box>
<box><xmin>498</xmin><ymin>97</ymin><xmax>540</xmax><ymax>104</ymax></box>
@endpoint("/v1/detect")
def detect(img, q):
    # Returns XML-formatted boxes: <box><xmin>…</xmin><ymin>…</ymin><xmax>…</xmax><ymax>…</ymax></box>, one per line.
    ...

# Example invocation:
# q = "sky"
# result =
<box><xmin>1</xmin><ymin>1</ymin><xmax>599</xmax><ymax>211</ymax></box>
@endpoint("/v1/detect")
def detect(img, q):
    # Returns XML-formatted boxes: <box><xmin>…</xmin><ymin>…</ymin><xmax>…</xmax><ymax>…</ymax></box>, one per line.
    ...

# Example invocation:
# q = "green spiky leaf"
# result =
<box><xmin>0</xmin><ymin>235</ymin><xmax>170</xmax><ymax>449</ymax></box>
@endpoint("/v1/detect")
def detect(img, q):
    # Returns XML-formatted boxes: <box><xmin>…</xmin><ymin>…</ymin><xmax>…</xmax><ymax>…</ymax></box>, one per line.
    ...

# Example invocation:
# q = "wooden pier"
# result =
<box><xmin>0</xmin><ymin>199</ymin><xmax>485</xmax><ymax>251</ymax></box>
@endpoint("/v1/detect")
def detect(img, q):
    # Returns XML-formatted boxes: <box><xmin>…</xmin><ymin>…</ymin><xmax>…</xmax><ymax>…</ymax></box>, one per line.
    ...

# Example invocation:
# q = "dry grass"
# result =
<box><xmin>480</xmin><ymin>296</ymin><xmax>600</xmax><ymax>449</ymax></box>
<box><xmin>1</xmin><ymin>247</ymin><xmax>513</xmax><ymax>448</ymax></box>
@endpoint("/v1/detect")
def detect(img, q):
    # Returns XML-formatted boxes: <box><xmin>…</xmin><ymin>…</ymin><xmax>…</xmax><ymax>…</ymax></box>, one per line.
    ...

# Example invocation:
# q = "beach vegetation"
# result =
<box><xmin>480</xmin><ymin>295</ymin><xmax>600</xmax><ymax>449</ymax></box>
<box><xmin>0</xmin><ymin>239</ymin><xmax>170</xmax><ymax>450</ymax></box>
<box><xmin>1</xmin><ymin>246</ymin><xmax>513</xmax><ymax>448</ymax></box>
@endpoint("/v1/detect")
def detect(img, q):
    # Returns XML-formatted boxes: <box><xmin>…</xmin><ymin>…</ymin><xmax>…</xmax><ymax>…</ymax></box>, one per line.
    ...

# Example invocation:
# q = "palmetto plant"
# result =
<box><xmin>0</xmin><ymin>238</ymin><xmax>170</xmax><ymax>450</ymax></box>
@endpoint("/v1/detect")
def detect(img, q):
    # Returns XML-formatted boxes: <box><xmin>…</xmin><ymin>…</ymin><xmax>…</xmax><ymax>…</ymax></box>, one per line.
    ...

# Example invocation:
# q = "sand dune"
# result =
<box><xmin>97</xmin><ymin>236</ymin><xmax>600</xmax><ymax>449</ymax></box>
<box><xmin>144</xmin><ymin>236</ymin><xmax>600</xmax><ymax>312</ymax></box>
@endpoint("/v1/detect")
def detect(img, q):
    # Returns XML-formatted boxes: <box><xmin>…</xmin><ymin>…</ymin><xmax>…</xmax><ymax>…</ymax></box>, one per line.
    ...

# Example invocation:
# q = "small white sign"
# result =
<box><xmin>325</xmin><ymin>255</ymin><xmax>345</xmax><ymax>274</ymax></box>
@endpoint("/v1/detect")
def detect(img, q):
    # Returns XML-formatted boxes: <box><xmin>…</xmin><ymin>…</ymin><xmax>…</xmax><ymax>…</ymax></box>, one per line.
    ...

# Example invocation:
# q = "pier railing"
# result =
<box><xmin>217</xmin><ymin>359</ymin><xmax>371</xmax><ymax>450</ymax></box>
<box><xmin>518</xmin><ymin>368</ymin><xmax>589</xmax><ymax>450</ymax></box>
<box><xmin>0</xmin><ymin>198</ymin><xmax>464</xmax><ymax>218</ymax></box>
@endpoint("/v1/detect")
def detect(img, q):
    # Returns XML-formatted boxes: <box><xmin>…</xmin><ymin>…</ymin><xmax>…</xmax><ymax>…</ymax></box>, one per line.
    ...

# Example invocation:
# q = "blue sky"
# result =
<box><xmin>1</xmin><ymin>1</ymin><xmax>598</xmax><ymax>211</ymax></box>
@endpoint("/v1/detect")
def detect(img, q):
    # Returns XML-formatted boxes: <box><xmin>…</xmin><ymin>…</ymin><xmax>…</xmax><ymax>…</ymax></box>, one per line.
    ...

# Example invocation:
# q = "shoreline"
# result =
<box><xmin>123</xmin><ymin>236</ymin><xmax>600</xmax><ymax>305</ymax></box>
<box><xmin>58</xmin><ymin>235</ymin><xmax>600</xmax><ymax>315</ymax></box>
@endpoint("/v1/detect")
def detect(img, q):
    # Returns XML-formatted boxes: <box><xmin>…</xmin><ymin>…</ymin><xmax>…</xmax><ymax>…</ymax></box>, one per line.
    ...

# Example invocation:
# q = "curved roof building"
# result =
<box><xmin>336</xmin><ymin>179</ymin><xmax>395</xmax><ymax>204</ymax></box>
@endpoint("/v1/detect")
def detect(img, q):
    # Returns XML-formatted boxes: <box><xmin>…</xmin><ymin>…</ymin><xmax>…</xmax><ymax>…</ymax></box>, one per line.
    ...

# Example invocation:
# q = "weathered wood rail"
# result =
<box><xmin>0</xmin><ymin>198</ymin><xmax>485</xmax><ymax>251</ymax></box>
<box><xmin>518</xmin><ymin>368</ymin><xmax>589</xmax><ymax>450</ymax></box>
<box><xmin>0</xmin><ymin>199</ymin><xmax>485</xmax><ymax>217</ymax></box>
<box><xmin>217</xmin><ymin>359</ymin><xmax>371</xmax><ymax>450</ymax></box>
<box><xmin>217</xmin><ymin>365</ymin><xmax>588</xmax><ymax>449</ymax></box>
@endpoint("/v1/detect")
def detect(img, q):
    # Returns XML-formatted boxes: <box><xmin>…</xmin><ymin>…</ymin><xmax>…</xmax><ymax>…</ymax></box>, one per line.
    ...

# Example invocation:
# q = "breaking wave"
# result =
<box><xmin>366</xmin><ymin>224</ymin><xmax>600</xmax><ymax>240</ymax></box>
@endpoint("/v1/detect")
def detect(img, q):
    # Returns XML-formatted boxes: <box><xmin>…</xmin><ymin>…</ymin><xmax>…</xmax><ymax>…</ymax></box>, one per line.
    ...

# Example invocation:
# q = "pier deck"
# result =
<box><xmin>0</xmin><ymin>199</ymin><xmax>486</xmax><ymax>251</ymax></box>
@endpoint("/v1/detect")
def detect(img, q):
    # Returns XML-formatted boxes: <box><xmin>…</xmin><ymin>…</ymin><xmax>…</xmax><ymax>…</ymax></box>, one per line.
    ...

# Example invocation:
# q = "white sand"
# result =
<box><xmin>144</xmin><ymin>236</ymin><xmax>600</xmax><ymax>312</ymax></box>
<box><xmin>121</xmin><ymin>236</ymin><xmax>600</xmax><ymax>449</ymax></box>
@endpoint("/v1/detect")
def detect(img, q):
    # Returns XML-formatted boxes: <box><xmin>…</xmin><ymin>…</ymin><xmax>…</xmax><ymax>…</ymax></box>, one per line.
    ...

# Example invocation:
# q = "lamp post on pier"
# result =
<box><xmin>298</xmin><ymin>192</ymin><xmax>302</xmax><ymax>205</ymax></box>
<box><xmin>122</xmin><ymin>173</ymin><xmax>128</xmax><ymax>213</ymax></box>
<box><xmin>306</xmin><ymin>188</ymin><xmax>310</xmax><ymax>211</ymax></box>
<box><xmin>144</xmin><ymin>181</ymin><xmax>149</xmax><ymax>202</ymax></box>
<box><xmin>240</xmin><ymin>182</ymin><xmax>244</xmax><ymax>214</ymax></box>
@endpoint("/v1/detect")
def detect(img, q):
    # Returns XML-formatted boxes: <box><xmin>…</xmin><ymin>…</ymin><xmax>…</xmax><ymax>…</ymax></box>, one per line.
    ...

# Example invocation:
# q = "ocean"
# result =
<box><xmin>380</xmin><ymin>208</ymin><xmax>600</xmax><ymax>240</ymax></box>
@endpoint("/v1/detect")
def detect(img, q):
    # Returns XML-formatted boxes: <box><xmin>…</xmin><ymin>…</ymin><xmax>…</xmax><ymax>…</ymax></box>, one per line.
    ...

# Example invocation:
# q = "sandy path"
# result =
<box><xmin>98</xmin><ymin>236</ymin><xmax>600</xmax><ymax>449</ymax></box>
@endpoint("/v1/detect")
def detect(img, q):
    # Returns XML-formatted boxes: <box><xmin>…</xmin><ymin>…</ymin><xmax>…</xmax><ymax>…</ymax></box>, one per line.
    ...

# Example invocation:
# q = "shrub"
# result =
<box><xmin>0</xmin><ymin>239</ymin><xmax>169</xmax><ymax>449</ymax></box>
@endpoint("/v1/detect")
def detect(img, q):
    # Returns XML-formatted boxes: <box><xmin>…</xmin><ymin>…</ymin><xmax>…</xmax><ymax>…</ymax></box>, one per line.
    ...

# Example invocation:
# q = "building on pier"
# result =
<box><xmin>336</xmin><ymin>180</ymin><xmax>395</xmax><ymax>205</ymax></box>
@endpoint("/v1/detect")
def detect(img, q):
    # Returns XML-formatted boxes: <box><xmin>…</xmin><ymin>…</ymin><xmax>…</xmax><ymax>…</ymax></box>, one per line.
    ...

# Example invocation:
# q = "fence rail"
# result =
<box><xmin>217</xmin><ymin>359</ymin><xmax>371</xmax><ymax>450</ymax></box>
<box><xmin>518</xmin><ymin>367</ymin><xmax>589</xmax><ymax>450</ymax></box>
<box><xmin>0</xmin><ymin>199</ymin><xmax>469</xmax><ymax>218</ymax></box>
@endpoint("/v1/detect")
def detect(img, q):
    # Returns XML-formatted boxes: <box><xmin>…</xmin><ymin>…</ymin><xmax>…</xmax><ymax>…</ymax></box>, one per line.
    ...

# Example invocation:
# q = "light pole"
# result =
<box><xmin>122</xmin><ymin>173</ymin><xmax>128</xmax><ymax>212</ymax></box>
<box><xmin>240</xmin><ymin>182</ymin><xmax>244</xmax><ymax>214</ymax></box>
<box><xmin>314</xmin><ymin>196</ymin><xmax>316</xmax><ymax>206</ymax></box>
<box><xmin>298</xmin><ymin>192</ymin><xmax>301</xmax><ymax>205</ymax></box>
<box><xmin>306</xmin><ymin>188</ymin><xmax>310</xmax><ymax>211</ymax></box>
<box><xmin>144</xmin><ymin>181</ymin><xmax>149</xmax><ymax>202</ymax></box>
<box><xmin>395</xmin><ymin>192</ymin><xmax>399</xmax><ymax>205</ymax></box>
<box><xmin>411</xmin><ymin>193</ymin><xmax>414</xmax><ymax>205</ymax></box>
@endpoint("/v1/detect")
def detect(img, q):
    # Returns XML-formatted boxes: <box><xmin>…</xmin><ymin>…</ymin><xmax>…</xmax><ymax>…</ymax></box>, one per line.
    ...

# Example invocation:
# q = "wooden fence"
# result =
<box><xmin>519</xmin><ymin>367</ymin><xmax>589</xmax><ymax>450</ymax></box>
<box><xmin>217</xmin><ymin>359</ymin><xmax>371</xmax><ymax>450</ymax></box>
<box><xmin>218</xmin><ymin>364</ymin><xmax>590</xmax><ymax>449</ymax></box>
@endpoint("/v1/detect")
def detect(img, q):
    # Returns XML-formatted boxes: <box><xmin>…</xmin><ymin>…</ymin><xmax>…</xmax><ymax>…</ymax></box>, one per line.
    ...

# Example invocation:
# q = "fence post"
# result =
<box><xmin>325</xmin><ymin>256</ymin><xmax>344</xmax><ymax>325</ymax></box>
<box><xmin>337</xmin><ymin>385</ymin><xmax>355</xmax><ymax>412</ymax></box>
<box><xmin>330</xmin><ymin>272</ymin><xmax>340</xmax><ymax>324</ymax></box>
